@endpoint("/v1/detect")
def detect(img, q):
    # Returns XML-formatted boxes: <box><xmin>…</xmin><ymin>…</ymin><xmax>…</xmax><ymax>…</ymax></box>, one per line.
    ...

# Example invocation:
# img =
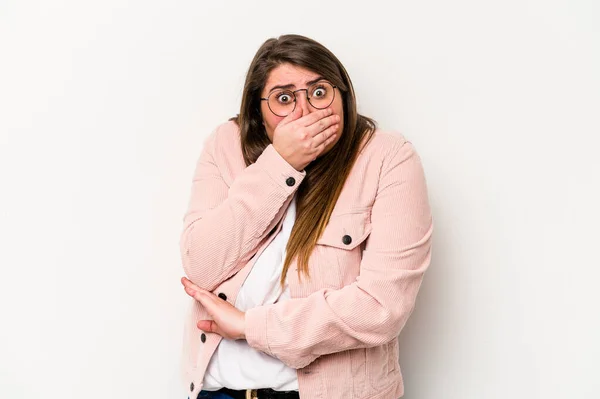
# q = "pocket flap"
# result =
<box><xmin>316</xmin><ymin>210</ymin><xmax>372</xmax><ymax>250</ymax></box>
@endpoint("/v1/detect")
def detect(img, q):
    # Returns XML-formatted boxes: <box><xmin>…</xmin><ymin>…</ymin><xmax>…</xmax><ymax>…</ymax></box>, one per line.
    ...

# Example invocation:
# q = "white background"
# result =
<box><xmin>1</xmin><ymin>1</ymin><xmax>599</xmax><ymax>398</ymax></box>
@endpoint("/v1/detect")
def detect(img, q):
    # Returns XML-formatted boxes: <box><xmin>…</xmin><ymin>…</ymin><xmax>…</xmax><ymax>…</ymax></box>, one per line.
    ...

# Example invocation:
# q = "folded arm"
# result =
<box><xmin>244</xmin><ymin>139</ymin><xmax>434</xmax><ymax>369</ymax></box>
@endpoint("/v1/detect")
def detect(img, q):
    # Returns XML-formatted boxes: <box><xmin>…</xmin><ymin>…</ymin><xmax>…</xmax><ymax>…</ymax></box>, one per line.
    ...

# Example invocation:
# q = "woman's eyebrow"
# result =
<box><xmin>268</xmin><ymin>83</ymin><xmax>295</xmax><ymax>92</ymax></box>
<box><xmin>268</xmin><ymin>76</ymin><xmax>326</xmax><ymax>93</ymax></box>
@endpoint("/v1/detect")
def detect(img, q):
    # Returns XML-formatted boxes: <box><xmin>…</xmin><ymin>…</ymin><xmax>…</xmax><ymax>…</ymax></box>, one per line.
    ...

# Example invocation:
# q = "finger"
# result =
<box><xmin>294</xmin><ymin>107</ymin><xmax>332</xmax><ymax>127</ymax></box>
<box><xmin>307</xmin><ymin>114</ymin><xmax>340</xmax><ymax>137</ymax></box>
<box><xmin>313</xmin><ymin>123</ymin><xmax>340</xmax><ymax>148</ymax></box>
<box><xmin>187</xmin><ymin>290</ymin><xmax>221</xmax><ymax>324</ymax></box>
<box><xmin>183</xmin><ymin>285</ymin><xmax>200</xmax><ymax>299</ymax></box>
<box><xmin>184</xmin><ymin>285</ymin><xmax>218</xmax><ymax>310</ymax></box>
<box><xmin>313</xmin><ymin>124</ymin><xmax>339</xmax><ymax>147</ymax></box>
<box><xmin>181</xmin><ymin>277</ymin><xmax>201</xmax><ymax>291</ymax></box>
<box><xmin>182</xmin><ymin>279</ymin><xmax>208</xmax><ymax>299</ymax></box>
<box><xmin>197</xmin><ymin>319</ymin><xmax>220</xmax><ymax>335</ymax></box>
<box><xmin>278</xmin><ymin>103</ymin><xmax>303</xmax><ymax>126</ymax></box>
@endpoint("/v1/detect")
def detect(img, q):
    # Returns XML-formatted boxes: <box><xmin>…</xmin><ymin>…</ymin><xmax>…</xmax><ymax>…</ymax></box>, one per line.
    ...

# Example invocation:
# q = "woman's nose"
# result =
<box><xmin>295</xmin><ymin>90</ymin><xmax>312</xmax><ymax>114</ymax></box>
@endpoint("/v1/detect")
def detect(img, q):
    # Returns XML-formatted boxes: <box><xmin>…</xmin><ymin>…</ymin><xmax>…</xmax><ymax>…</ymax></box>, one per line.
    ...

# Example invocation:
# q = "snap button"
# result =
<box><xmin>190</xmin><ymin>382</ymin><xmax>194</xmax><ymax>391</ymax></box>
<box><xmin>285</xmin><ymin>177</ymin><xmax>296</xmax><ymax>186</ymax></box>
<box><xmin>201</xmin><ymin>333</ymin><xmax>206</xmax><ymax>343</ymax></box>
<box><xmin>218</xmin><ymin>292</ymin><xmax>227</xmax><ymax>301</ymax></box>
<box><xmin>342</xmin><ymin>234</ymin><xmax>352</xmax><ymax>245</ymax></box>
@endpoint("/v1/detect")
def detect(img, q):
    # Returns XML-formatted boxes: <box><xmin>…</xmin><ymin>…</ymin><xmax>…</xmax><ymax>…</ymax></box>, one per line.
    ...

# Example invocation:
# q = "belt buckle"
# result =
<box><xmin>245</xmin><ymin>389</ymin><xmax>258</xmax><ymax>399</ymax></box>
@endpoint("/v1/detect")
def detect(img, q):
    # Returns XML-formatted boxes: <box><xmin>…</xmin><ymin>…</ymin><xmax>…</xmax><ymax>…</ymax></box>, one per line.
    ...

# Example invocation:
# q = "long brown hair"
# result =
<box><xmin>230</xmin><ymin>34</ymin><xmax>377</xmax><ymax>288</ymax></box>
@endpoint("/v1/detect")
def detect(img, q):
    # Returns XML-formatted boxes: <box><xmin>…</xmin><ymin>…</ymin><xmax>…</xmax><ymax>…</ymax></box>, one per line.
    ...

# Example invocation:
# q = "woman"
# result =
<box><xmin>179</xmin><ymin>34</ymin><xmax>434</xmax><ymax>399</ymax></box>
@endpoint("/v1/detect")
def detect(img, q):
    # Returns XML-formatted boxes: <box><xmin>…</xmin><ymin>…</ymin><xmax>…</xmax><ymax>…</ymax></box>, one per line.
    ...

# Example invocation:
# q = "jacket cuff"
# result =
<box><xmin>254</xmin><ymin>144</ymin><xmax>307</xmax><ymax>191</ymax></box>
<box><xmin>245</xmin><ymin>305</ymin><xmax>272</xmax><ymax>356</ymax></box>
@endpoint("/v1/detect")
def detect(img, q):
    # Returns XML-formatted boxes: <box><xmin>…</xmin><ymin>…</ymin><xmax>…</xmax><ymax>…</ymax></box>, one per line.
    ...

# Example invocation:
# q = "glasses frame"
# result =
<box><xmin>260</xmin><ymin>81</ymin><xmax>338</xmax><ymax>117</ymax></box>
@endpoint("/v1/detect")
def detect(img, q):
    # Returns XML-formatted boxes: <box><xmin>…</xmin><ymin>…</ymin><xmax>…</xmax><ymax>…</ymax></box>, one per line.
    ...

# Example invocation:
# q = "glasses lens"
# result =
<box><xmin>268</xmin><ymin>90</ymin><xmax>295</xmax><ymax>117</ymax></box>
<box><xmin>266</xmin><ymin>82</ymin><xmax>336</xmax><ymax>116</ymax></box>
<box><xmin>307</xmin><ymin>81</ymin><xmax>335</xmax><ymax>109</ymax></box>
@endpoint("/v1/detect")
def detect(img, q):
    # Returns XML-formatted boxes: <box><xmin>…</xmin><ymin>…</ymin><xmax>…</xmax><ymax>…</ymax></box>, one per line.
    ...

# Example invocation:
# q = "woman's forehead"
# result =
<box><xmin>265</xmin><ymin>64</ymin><xmax>320</xmax><ymax>88</ymax></box>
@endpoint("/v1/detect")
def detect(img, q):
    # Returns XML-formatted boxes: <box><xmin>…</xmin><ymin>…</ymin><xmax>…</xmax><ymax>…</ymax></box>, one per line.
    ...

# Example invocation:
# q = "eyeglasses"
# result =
<box><xmin>260</xmin><ymin>81</ymin><xmax>337</xmax><ymax>117</ymax></box>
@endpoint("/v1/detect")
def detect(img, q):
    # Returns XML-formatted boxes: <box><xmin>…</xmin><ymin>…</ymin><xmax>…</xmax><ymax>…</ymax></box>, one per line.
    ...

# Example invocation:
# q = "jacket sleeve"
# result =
<box><xmin>180</xmin><ymin>124</ymin><xmax>306</xmax><ymax>292</ymax></box>
<box><xmin>244</xmin><ymin>139</ymin><xmax>434</xmax><ymax>369</ymax></box>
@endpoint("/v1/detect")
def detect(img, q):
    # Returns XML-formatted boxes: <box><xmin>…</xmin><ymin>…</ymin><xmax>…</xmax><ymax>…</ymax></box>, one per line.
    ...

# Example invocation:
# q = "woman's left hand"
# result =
<box><xmin>181</xmin><ymin>277</ymin><xmax>246</xmax><ymax>340</ymax></box>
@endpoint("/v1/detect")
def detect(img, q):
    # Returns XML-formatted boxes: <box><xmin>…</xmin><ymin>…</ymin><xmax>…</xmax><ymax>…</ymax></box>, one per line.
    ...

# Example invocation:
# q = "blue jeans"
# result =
<box><xmin>188</xmin><ymin>390</ymin><xmax>235</xmax><ymax>399</ymax></box>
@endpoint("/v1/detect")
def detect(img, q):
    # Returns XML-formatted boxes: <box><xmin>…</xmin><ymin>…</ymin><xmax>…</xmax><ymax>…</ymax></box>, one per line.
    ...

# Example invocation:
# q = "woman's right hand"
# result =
<box><xmin>272</xmin><ymin>106</ymin><xmax>341</xmax><ymax>171</ymax></box>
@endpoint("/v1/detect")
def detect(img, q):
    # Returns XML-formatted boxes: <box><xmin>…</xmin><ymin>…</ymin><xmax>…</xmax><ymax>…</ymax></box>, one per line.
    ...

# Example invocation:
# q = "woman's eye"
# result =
<box><xmin>312</xmin><ymin>86</ymin><xmax>326</xmax><ymax>97</ymax></box>
<box><xmin>277</xmin><ymin>94</ymin><xmax>292</xmax><ymax>103</ymax></box>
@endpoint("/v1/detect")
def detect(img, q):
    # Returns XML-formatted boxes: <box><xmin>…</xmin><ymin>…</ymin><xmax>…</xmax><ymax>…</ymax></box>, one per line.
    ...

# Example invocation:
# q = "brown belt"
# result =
<box><xmin>216</xmin><ymin>387</ymin><xmax>300</xmax><ymax>399</ymax></box>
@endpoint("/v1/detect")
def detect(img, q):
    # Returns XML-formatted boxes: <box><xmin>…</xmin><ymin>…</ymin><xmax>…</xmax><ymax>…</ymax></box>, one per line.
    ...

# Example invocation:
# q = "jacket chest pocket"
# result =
<box><xmin>313</xmin><ymin>209</ymin><xmax>372</xmax><ymax>289</ymax></box>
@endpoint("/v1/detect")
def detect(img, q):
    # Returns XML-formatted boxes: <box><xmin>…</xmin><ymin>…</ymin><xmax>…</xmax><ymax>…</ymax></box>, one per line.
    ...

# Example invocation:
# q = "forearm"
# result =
<box><xmin>245</xmin><ymin>139</ymin><xmax>434</xmax><ymax>369</ymax></box>
<box><xmin>244</xmin><ymin>226</ymin><xmax>432</xmax><ymax>369</ymax></box>
<box><xmin>180</xmin><ymin>140</ymin><xmax>306</xmax><ymax>292</ymax></box>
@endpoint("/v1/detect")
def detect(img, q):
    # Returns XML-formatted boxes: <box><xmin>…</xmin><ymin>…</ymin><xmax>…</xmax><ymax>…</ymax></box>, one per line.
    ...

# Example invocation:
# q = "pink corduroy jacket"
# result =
<box><xmin>179</xmin><ymin>120</ymin><xmax>434</xmax><ymax>399</ymax></box>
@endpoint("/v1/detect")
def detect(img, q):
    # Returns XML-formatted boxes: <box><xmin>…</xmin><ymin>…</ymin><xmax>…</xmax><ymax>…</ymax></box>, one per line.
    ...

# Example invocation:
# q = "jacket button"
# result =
<box><xmin>201</xmin><ymin>333</ymin><xmax>206</xmax><ymax>343</ymax></box>
<box><xmin>218</xmin><ymin>292</ymin><xmax>227</xmax><ymax>301</ymax></box>
<box><xmin>285</xmin><ymin>177</ymin><xmax>296</xmax><ymax>186</ymax></box>
<box><xmin>342</xmin><ymin>234</ymin><xmax>352</xmax><ymax>245</ymax></box>
<box><xmin>190</xmin><ymin>382</ymin><xmax>194</xmax><ymax>391</ymax></box>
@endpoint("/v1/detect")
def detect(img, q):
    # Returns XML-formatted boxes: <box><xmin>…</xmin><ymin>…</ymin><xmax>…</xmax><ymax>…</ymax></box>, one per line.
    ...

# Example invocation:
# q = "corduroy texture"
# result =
<box><xmin>179</xmin><ymin>121</ymin><xmax>434</xmax><ymax>399</ymax></box>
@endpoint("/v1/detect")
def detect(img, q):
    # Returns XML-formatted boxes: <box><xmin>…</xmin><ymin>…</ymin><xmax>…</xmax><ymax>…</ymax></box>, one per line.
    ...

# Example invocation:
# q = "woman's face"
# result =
<box><xmin>260</xmin><ymin>63</ymin><xmax>344</xmax><ymax>156</ymax></box>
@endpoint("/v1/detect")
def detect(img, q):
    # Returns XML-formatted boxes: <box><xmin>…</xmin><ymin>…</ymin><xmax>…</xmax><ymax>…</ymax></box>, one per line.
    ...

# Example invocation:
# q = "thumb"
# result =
<box><xmin>197</xmin><ymin>319</ymin><xmax>220</xmax><ymax>334</ymax></box>
<box><xmin>279</xmin><ymin>104</ymin><xmax>303</xmax><ymax>126</ymax></box>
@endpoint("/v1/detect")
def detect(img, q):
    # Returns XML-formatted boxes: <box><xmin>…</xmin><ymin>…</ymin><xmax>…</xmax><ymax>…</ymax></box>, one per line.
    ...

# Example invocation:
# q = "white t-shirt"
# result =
<box><xmin>202</xmin><ymin>195</ymin><xmax>299</xmax><ymax>391</ymax></box>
